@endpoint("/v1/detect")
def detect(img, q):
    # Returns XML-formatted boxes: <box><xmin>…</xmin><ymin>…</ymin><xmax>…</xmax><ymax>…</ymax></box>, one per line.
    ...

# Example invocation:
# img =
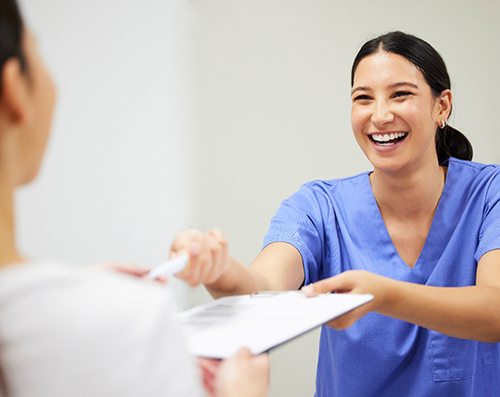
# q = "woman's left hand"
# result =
<box><xmin>302</xmin><ymin>270</ymin><xmax>393</xmax><ymax>329</ymax></box>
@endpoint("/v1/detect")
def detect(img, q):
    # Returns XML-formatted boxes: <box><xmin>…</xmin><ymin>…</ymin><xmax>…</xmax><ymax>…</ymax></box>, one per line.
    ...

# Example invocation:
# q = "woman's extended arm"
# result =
<box><xmin>304</xmin><ymin>249</ymin><xmax>500</xmax><ymax>342</ymax></box>
<box><xmin>169</xmin><ymin>229</ymin><xmax>304</xmax><ymax>298</ymax></box>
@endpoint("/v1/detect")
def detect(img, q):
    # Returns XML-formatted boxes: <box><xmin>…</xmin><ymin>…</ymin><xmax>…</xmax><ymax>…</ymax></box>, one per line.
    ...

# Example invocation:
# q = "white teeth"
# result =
<box><xmin>371</xmin><ymin>132</ymin><xmax>407</xmax><ymax>143</ymax></box>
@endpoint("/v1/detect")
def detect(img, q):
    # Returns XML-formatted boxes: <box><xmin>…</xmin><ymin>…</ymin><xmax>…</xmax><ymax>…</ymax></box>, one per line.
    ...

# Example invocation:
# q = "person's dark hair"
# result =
<box><xmin>351</xmin><ymin>31</ymin><xmax>473</xmax><ymax>164</ymax></box>
<box><xmin>0</xmin><ymin>2</ymin><xmax>24</xmax><ymax>394</ymax></box>
<box><xmin>0</xmin><ymin>0</ymin><xmax>27</xmax><ymax>93</ymax></box>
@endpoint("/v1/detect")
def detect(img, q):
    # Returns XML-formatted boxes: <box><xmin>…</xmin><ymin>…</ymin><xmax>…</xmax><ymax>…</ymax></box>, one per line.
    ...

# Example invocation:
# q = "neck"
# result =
<box><xmin>0</xmin><ymin>176</ymin><xmax>23</xmax><ymax>266</ymax></box>
<box><xmin>371</xmin><ymin>160</ymin><xmax>446</xmax><ymax>220</ymax></box>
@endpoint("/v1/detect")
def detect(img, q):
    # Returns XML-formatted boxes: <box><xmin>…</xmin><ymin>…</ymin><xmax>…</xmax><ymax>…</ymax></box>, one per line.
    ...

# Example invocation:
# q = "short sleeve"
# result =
<box><xmin>263</xmin><ymin>182</ymin><xmax>328</xmax><ymax>285</ymax></box>
<box><xmin>475</xmin><ymin>171</ymin><xmax>500</xmax><ymax>262</ymax></box>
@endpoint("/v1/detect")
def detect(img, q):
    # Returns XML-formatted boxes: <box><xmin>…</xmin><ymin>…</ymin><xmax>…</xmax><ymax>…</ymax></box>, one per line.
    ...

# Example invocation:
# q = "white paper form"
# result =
<box><xmin>178</xmin><ymin>292</ymin><xmax>373</xmax><ymax>358</ymax></box>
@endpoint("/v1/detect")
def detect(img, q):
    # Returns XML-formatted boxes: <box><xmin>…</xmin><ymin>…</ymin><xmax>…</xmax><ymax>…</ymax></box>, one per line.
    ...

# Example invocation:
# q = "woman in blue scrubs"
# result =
<box><xmin>172</xmin><ymin>31</ymin><xmax>500</xmax><ymax>396</ymax></box>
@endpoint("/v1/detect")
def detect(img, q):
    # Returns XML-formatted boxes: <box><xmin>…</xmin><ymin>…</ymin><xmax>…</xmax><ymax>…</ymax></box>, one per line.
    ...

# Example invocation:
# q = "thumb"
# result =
<box><xmin>302</xmin><ymin>274</ymin><xmax>349</xmax><ymax>296</ymax></box>
<box><xmin>234</xmin><ymin>347</ymin><xmax>253</xmax><ymax>359</ymax></box>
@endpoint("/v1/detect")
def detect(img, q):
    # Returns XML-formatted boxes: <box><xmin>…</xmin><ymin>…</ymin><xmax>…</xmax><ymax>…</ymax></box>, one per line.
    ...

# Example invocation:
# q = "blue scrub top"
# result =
<box><xmin>263</xmin><ymin>158</ymin><xmax>500</xmax><ymax>397</ymax></box>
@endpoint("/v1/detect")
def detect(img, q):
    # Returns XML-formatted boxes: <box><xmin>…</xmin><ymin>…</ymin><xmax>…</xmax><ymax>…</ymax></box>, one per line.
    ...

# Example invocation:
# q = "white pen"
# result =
<box><xmin>147</xmin><ymin>254</ymin><xmax>189</xmax><ymax>279</ymax></box>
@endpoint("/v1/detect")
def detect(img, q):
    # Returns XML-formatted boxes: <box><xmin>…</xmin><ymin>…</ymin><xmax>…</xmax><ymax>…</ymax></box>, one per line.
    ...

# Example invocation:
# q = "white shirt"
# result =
<box><xmin>0</xmin><ymin>261</ymin><xmax>201</xmax><ymax>397</ymax></box>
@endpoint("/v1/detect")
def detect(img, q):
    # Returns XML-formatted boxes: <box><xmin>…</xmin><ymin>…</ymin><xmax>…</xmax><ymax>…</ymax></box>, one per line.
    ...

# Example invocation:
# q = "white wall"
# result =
<box><xmin>187</xmin><ymin>1</ymin><xmax>500</xmax><ymax>396</ymax></box>
<box><xmin>16</xmin><ymin>0</ymin><xmax>195</xmax><ymax>306</ymax></box>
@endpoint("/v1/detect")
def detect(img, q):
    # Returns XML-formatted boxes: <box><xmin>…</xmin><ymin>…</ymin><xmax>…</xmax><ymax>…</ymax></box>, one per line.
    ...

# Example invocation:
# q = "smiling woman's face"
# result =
<box><xmin>351</xmin><ymin>50</ymin><xmax>443</xmax><ymax>174</ymax></box>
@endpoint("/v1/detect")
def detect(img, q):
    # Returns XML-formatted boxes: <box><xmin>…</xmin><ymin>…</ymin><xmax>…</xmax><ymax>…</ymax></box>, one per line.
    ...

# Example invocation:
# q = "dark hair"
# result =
<box><xmin>0</xmin><ymin>3</ymin><xmax>24</xmax><ymax>392</ymax></box>
<box><xmin>351</xmin><ymin>31</ymin><xmax>473</xmax><ymax>164</ymax></box>
<box><xmin>0</xmin><ymin>0</ymin><xmax>27</xmax><ymax>92</ymax></box>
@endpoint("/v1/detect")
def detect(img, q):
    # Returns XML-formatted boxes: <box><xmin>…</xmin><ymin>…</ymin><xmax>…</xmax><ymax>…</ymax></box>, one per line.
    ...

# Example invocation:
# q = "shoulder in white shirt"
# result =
<box><xmin>0</xmin><ymin>261</ymin><xmax>201</xmax><ymax>397</ymax></box>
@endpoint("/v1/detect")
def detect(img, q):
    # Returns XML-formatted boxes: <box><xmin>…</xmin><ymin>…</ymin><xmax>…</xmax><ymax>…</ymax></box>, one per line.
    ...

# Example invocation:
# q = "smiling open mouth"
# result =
<box><xmin>369</xmin><ymin>132</ymin><xmax>408</xmax><ymax>145</ymax></box>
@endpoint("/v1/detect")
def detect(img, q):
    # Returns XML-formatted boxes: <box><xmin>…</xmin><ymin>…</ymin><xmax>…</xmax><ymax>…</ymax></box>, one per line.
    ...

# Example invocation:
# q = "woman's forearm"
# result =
<box><xmin>205</xmin><ymin>242</ymin><xmax>305</xmax><ymax>299</ymax></box>
<box><xmin>205</xmin><ymin>256</ymin><xmax>271</xmax><ymax>299</ymax></box>
<box><xmin>382</xmin><ymin>280</ymin><xmax>500</xmax><ymax>342</ymax></box>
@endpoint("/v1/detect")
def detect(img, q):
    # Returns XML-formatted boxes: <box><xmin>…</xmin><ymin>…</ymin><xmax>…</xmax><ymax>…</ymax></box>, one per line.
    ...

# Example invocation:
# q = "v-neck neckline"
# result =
<box><xmin>364</xmin><ymin>161</ymin><xmax>452</xmax><ymax>272</ymax></box>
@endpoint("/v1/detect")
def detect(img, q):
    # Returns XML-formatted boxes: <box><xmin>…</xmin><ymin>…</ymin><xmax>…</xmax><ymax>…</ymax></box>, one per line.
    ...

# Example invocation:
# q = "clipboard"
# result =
<box><xmin>177</xmin><ymin>292</ymin><xmax>373</xmax><ymax>358</ymax></box>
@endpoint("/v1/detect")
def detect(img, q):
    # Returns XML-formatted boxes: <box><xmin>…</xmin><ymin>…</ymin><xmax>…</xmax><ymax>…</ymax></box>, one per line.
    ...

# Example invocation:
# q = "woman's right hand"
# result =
<box><xmin>215</xmin><ymin>349</ymin><xmax>270</xmax><ymax>397</ymax></box>
<box><xmin>169</xmin><ymin>228</ymin><xmax>231</xmax><ymax>287</ymax></box>
<box><xmin>198</xmin><ymin>349</ymin><xmax>269</xmax><ymax>397</ymax></box>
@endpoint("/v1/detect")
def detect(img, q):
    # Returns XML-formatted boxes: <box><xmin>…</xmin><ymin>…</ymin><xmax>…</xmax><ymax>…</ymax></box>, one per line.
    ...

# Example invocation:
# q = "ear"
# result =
<box><xmin>437</xmin><ymin>89</ymin><xmax>452</xmax><ymax>123</ymax></box>
<box><xmin>0</xmin><ymin>57</ymin><xmax>31</xmax><ymax>125</ymax></box>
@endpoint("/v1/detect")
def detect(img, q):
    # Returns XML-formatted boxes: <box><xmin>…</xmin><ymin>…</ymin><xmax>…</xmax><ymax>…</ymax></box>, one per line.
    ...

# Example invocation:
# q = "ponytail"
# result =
<box><xmin>435</xmin><ymin>124</ymin><xmax>473</xmax><ymax>164</ymax></box>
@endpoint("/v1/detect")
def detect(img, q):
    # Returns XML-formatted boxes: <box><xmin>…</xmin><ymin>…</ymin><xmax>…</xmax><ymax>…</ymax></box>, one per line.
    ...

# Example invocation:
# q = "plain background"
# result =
<box><xmin>17</xmin><ymin>0</ymin><xmax>196</xmax><ymax>300</ymax></box>
<box><xmin>17</xmin><ymin>1</ymin><xmax>500</xmax><ymax>396</ymax></box>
